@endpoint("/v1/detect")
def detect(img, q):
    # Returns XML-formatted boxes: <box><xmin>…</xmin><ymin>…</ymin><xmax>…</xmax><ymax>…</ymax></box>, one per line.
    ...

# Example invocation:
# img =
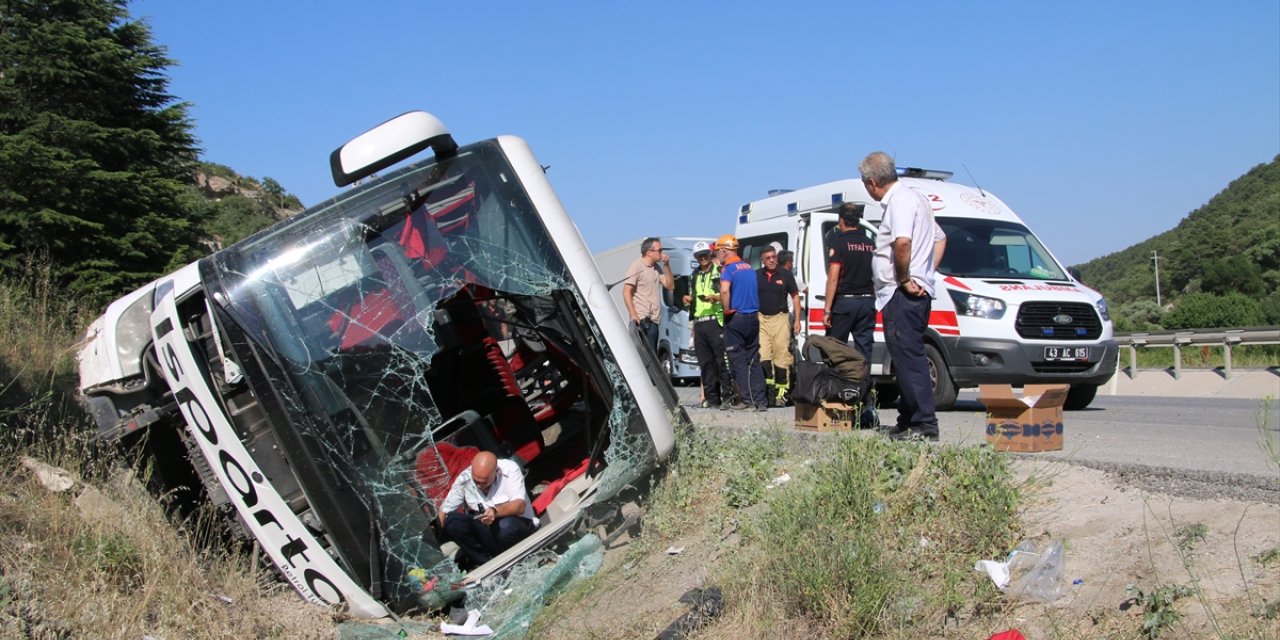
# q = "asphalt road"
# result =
<box><xmin>675</xmin><ymin>386</ymin><xmax>1280</xmax><ymax>502</ymax></box>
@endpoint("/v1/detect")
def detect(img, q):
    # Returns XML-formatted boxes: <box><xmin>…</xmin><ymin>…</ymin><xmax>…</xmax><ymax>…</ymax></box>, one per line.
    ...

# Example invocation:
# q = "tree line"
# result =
<box><xmin>1</xmin><ymin>0</ymin><xmax>292</xmax><ymax>310</ymax></box>
<box><xmin>1075</xmin><ymin>156</ymin><xmax>1280</xmax><ymax>331</ymax></box>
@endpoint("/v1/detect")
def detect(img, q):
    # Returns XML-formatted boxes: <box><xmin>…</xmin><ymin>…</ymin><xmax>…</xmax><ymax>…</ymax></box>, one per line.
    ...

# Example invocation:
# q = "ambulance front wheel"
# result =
<box><xmin>925</xmin><ymin>343</ymin><xmax>957</xmax><ymax>411</ymax></box>
<box><xmin>1063</xmin><ymin>383</ymin><xmax>1099</xmax><ymax>410</ymax></box>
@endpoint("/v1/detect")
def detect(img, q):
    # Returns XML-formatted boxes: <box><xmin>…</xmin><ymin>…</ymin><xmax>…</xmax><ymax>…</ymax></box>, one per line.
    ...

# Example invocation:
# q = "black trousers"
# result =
<box><xmin>883</xmin><ymin>290</ymin><xmax>937</xmax><ymax>434</ymax></box>
<box><xmin>724</xmin><ymin>312</ymin><xmax>768</xmax><ymax>409</ymax></box>
<box><xmin>443</xmin><ymin>512</ymin><xmax>537</xmax><ymax>568</ymax></box>
<box><xmin>693</xmin><ymin>319</ymin><xmax>732</xmax><ymax>405</ymax></box>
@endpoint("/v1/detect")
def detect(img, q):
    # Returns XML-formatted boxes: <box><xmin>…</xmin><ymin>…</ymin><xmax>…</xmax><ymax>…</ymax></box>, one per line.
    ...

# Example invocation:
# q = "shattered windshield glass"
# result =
<box><xmin>937</xmin><ymin>218</ymin><xmax>1068</xmax><ymax>281</ymax></box>
<box><xmin>197</xmin><ymin>141</ymin><xmax>655</xmax><ymax>612</ymax></box>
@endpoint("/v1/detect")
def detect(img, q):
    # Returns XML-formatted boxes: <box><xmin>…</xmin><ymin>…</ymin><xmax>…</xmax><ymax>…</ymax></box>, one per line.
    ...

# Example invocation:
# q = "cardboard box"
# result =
<box><xmin>979</xmin><ymin>384</ymin><xmax>1068</xmax><ymax>452</ymax></box>
<box><xmin>795</xmin><ymin>401</ymin><xmax>855</xmax><ymax>432</ymax></box>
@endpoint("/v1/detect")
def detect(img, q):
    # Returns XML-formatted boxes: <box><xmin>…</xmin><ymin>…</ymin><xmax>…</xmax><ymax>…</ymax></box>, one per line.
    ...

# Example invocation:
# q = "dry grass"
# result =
<box><xmin>0</xmin><ymin>260</ymin><xmax>340</xmax><ymax>639</ymax></box>
<box><xmin>0</xmin><ymin>412</ymin><xmax>338</xmax><ymax>639</ymax></box>
<box><xmin>0</xmin><ymin>254</ymin><xmax>91</xmax><ymax>399</ymax></box>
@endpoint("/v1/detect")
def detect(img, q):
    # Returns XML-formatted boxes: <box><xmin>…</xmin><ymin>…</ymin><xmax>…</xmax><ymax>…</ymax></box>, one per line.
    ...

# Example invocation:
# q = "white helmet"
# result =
<box><xmin>692</xmin><ymin>241</ymin><xmax>712</xmax><ymax>255</ymax></box>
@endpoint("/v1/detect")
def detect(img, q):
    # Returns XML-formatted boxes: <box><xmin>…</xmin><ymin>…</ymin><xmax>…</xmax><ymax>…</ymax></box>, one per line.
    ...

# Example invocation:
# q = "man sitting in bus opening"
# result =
<box><xmin>438</xmin><ymin>451</ymin><xmax>537</xmax><ymax>570</ymax></box>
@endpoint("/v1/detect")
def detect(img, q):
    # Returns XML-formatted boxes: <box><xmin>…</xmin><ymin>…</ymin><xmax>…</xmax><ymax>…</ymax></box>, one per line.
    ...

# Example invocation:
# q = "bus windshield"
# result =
<box><xmin>199</xmin><ymin>140</ymin><xmax>646</xmax><ymax>610</ymax></box>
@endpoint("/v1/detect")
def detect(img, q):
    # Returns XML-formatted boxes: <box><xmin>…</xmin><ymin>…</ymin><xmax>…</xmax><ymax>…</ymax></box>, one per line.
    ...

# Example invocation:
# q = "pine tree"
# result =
<box><xmin>0</xmin><ymin>0</ymin><xmax>204</xmax><ymax>304</ymax></box>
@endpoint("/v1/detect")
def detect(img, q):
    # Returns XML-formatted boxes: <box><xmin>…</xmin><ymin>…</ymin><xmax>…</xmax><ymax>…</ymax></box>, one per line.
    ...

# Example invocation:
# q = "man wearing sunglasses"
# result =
<box><xmin>622</xmin><ymin>237</ymin><xmax>675</xmax><ymax>353</ymax></box>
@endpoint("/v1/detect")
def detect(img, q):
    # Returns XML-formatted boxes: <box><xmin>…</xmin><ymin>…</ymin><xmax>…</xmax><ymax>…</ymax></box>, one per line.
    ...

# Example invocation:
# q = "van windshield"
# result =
<box><xmin>937</xmin><ymin>218</ymin><xmax>1067</xmax><ymax>280</ymax></box>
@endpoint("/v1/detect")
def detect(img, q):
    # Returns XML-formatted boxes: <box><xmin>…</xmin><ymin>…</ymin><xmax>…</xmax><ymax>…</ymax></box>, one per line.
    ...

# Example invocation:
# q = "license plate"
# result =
<box><xmin>1043</xmin><ymin>346</ymin><xmax>1089</xmax><ymax>362</ymax></box>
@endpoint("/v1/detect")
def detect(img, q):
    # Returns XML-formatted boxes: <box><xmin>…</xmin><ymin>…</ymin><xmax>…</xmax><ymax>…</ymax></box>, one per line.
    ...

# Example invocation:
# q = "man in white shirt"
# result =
<box><xmin>438</xmin><ymin>451</ymin><xmax>537</xmax><ymax>569</ymax></box>
<box><xmin>862</xmin><ymin>151</ymin><xmax>947</xmax><ymax>441</ymax></box>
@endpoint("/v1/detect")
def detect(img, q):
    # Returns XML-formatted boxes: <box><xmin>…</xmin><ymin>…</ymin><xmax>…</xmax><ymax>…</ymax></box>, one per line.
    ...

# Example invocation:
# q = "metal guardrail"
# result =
<box><xmin>1114</xmin><ymin>326</ymin><xmax>1280</xmax><ymax>379</ymax></box>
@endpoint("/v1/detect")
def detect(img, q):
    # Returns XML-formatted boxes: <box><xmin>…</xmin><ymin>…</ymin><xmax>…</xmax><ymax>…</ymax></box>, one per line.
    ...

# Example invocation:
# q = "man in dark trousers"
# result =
<box><xmin>682</xmin><ymin>241</ymin><xmax>733</xmax><ymax>409</ymax></box>
<box><xmin>822</xmin><ymin>203</ymin><xmax>876</xmax><ymax>363</ymax></box>
<box><xmin>822</xmin><ymin>202</ymin><xmax>878</xmax><ymax>427</ymax></box>
<box><xmin>717</xmin><ymin>234</ymin><xmax>769</xmax><ymax>411</ymax></box>
<box><xmin>862</xmin><ymin>151</ymin><xmax>947</xmax><ymax>441</ymax></box>
<box><xmin>438</xmin><ymin>451</ymin><xmax>537</xmax><ymax>570</ymax></box>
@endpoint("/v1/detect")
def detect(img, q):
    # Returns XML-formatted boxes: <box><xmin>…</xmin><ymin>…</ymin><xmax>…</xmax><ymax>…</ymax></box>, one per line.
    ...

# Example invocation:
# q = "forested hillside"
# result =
<box><xmin>1075</xmin><ymin>156</ymin><xmax>1280</xmax><ymax>330</ymax></box>
<box><xmin>0</xmin><ymin>0</ymin><xmax>300</xmax><ymax>310</ymax></box>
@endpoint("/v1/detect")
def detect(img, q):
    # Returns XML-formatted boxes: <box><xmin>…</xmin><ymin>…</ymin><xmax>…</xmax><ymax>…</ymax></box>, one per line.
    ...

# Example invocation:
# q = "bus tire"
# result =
<box><xmin>925</xmin><ymin>343</ymin><xmax>957</xmax><ymax>411</ymax></box>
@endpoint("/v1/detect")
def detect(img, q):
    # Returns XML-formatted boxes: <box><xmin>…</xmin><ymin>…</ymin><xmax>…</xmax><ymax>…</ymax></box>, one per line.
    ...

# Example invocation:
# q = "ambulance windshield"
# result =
<box><xmin>937</xmin><ymin>219</ymin><xmax>1067</xmax><ymax>281</ymax></box>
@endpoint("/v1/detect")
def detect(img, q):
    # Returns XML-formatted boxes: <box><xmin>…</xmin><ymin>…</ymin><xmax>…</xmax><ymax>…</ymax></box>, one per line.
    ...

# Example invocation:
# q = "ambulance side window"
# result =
<box><xmin>739</xmin><ymin>233</ymin><xmax>788</xmax><ymax>270</ymax></box>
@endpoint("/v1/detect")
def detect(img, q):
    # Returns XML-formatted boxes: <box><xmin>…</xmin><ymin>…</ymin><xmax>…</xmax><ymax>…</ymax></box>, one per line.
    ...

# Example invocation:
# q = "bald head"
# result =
<box><xmin>471</xmin><ymin>451</ymin><xmax>498</xmax><ymax>490</ymax></box>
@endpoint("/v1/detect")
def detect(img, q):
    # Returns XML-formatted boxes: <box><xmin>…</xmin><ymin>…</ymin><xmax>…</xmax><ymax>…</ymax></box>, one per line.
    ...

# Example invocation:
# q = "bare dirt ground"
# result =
<box><xmin>535</xmin><ymin>460</ymin><xmax>1280</xmax><ymax>640</ymax></box>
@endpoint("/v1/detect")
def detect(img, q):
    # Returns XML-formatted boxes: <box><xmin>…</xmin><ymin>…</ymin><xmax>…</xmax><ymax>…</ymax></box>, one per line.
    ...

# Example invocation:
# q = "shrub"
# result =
<box><xmin>1162</xmin><ymin>292</ymin><xmax>1265</xmax><ymax>330</ymax></box>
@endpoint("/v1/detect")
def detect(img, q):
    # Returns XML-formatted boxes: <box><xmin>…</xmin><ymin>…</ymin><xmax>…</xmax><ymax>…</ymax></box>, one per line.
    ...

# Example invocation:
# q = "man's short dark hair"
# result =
<box><xmin>640</xmin><ymin>237</ymin><xmax>661</xmax><ymax>255</ymax></box>
<box><xmin>836</xmin><ymin>202</ymin><xmax>865</xmax><ymax>224</ymax></box>
<box><xmin>778</xmin><ymin>250</ymin><xmax>794</xmax><ymax>266</ymax></box>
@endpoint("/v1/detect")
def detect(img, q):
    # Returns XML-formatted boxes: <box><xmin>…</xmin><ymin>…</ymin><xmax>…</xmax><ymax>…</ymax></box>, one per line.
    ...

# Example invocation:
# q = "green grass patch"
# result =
<box><xmin>643</xmin><ymin>424</ymin><xmax>789</xmax><ymax>540</ymax></box>
<box><xmin>1121</xmin><ymin>344</ymin><xmax>1279</xmax><ymax>371</ymax></box>
<box><xmin>719</xmin><ymin>435</ymin><xmax>1021</xmax><ymax>637</ymax></box>
<box><xmin>1173</xmin><ymin>522</ymin><xmax>1208</xmax><ymax>554</ymax></box>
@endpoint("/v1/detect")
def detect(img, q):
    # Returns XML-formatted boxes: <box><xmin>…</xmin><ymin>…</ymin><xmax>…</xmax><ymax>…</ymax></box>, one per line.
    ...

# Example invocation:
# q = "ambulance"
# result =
<box><xmin>76</xmin><ymin>111</ymin><xmax>680</xmax><ymax>616</ymax></box>
<box><xmin>733</xmin><ymin>169</ymin><xmax>1118</xmax><ymax>411</ymax></box>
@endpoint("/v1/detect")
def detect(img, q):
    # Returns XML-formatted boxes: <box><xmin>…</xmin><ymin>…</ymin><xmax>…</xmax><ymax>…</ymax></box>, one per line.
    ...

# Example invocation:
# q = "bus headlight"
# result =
<box><xmin>948</xmin><ymin>290</ymin><xmax>1006</xmax><ymax>319</ymax></box>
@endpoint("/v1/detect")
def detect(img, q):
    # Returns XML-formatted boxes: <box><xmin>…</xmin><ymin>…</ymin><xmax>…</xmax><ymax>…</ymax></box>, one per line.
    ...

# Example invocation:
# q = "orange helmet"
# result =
<box><xmin>716</xmin><ymin>234</ymin><xmax>739</xmax><ymax>251</ymax></box>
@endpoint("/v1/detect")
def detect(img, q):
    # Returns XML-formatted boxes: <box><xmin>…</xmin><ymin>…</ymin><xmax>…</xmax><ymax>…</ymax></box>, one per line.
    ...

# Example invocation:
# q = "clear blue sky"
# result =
<box><xmin>130</xmin><ymin>0</ymin><xmax>1279</xmax><ymax>266</ymax></box>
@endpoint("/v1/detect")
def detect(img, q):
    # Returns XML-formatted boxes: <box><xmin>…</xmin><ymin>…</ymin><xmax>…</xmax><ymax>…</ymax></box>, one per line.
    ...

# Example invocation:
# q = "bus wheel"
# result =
<box><xmin>659</xmin><ymin>348</ymin><xmax>673</xmax><ymax>380</ymax></box>
<box><xmin>925</xmin><ymin>343</ymin><xmax>957</xmax><ymax>411</ymax></box>
<box><xmin>1064</xmin><ymin>383</ymin><xmax>1098</xmax><ymax>410</ymax></box>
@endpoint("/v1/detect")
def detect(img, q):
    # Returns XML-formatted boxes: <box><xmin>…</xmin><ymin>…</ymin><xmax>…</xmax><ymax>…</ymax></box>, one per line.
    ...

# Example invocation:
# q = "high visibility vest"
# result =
<box><xmin>690</xmin><ymin>265</ymin><xmax>724</xmax><ymax>325</ymax></box>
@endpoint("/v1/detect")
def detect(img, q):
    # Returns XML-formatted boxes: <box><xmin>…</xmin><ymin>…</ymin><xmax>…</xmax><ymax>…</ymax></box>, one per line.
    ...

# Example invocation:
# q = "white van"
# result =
<box><xmin>594</xmin><ymin>236</ymin><xmax>715</xmax><ymax>382</ymax></box>
<box><xmin>734</xmin><ymin>169</ymin><xmax>1118</xmax><ymax>410</ymax></box>
<box><xmin>76</xmin><ymin>111</ymin><xmax>680</xmax><ymax>616</ymax></box>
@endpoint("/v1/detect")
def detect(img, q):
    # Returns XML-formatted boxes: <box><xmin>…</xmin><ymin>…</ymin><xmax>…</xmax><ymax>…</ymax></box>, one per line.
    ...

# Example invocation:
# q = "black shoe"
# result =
<box><xmin>752</xmin><ymin>405</ymin><xmax>768</xmax><ymax>412</ymax></box>
<box><xmin>718</xmin><ymin>402</ymin><xmax>732</xmax><ymax>411</ymax></box>
<box><xmin>729</xmin><ymin>401</ymin><xmax>750</xmax><ymax>411</ymax></box>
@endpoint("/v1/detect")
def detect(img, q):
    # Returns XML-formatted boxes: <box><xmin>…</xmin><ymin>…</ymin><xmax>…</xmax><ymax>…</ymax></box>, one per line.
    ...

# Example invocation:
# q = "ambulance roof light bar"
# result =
<box><xmin>897</xmin><ymin>167</ymin><xmax>954</xmax><ymax>181</ymax></box>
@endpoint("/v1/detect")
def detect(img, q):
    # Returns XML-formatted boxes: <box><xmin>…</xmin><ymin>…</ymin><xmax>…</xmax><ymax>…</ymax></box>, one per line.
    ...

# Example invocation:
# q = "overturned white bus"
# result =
<box><xmin>76</xmin><ymin>111</ymin><xmax>681</xmax><ymax>616</ymax></box>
